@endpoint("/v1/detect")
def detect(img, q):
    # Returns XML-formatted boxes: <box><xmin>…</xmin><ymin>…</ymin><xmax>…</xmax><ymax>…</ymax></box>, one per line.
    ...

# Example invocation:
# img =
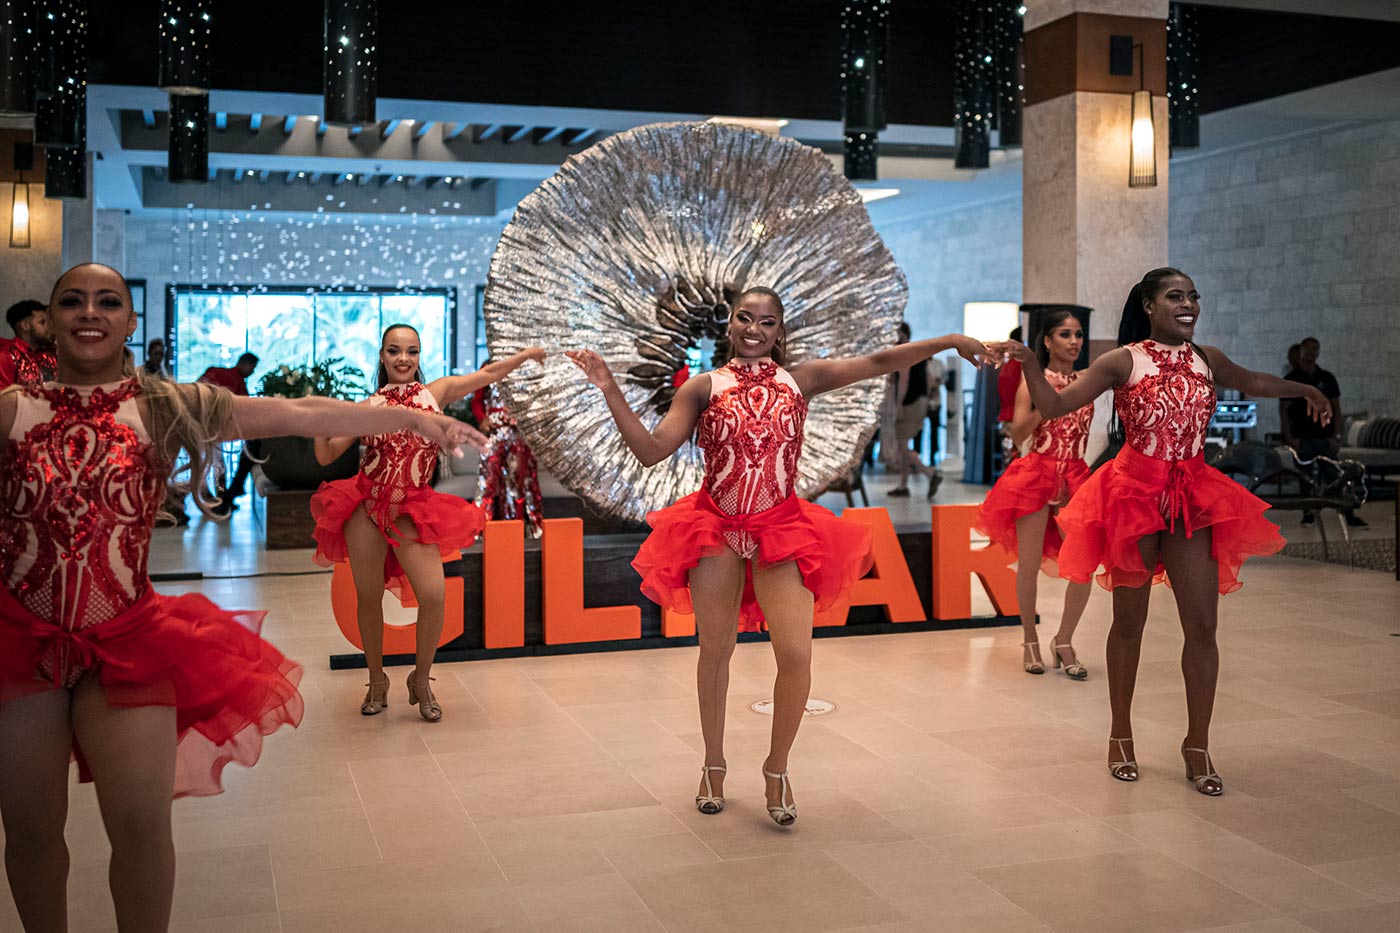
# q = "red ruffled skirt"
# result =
<box><xmin>1056</xmin><ymin>446</ymin><xmax>1284</xmax><ymax>593</ymax></box>
<box><xmin>0</xmin><ymin>586</ymin><xmax>303</xmax><ymax>798</ymax></box>
<box><xmin>632</xmin><ymin>490</ymin><xmax>874</xmax><ymax>632</ymax></box>
<box><xmin>311</xmin><ymin>473</ymin><xmax>485</xmax><ymax>598</ymax></box>
<box><xmin>975</xmin><ymin>452</ymin><xmax>1090</xmax><ymax>571</ymax></box>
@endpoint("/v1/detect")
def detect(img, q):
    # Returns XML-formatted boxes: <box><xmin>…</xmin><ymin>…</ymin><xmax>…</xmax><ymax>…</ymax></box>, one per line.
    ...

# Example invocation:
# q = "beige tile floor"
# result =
<box><xmin>2</xmin><ymin>470</ymin><xmax>1398</xmax><ymax>932</ymax></box>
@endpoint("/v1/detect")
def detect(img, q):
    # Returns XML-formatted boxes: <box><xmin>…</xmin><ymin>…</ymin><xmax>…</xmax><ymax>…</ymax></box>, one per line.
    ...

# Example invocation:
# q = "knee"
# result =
<box><xmin>415</xmin><ymin>591</ymin><xmax>446</xmax><ymax>615</ymax></box>
<box><xmin>1182</xmin><ymin>618</ymin><xmax>1219</xmax><ymax>648</ymax></box>
<box><xmin>772</xmin><ymin>646</ymin><xmax>812</xmax><ymax>677</ymax></box>
<box><xmin>103</xmin><ymin>809</ymin><xmax>173</xmax><ymax>856</ymax></box>
<box><xmin>698</xmin><ymin>637</ymin><xmax>736</xmax><ymax>666</ymax></box>
<box><xmin>2</xmin><ymin>817</ymin><xmax>67</xmax><ymax>861</ymax></box>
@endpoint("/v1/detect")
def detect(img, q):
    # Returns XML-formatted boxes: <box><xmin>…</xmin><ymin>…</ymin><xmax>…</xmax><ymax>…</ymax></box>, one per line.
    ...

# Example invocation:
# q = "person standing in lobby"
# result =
<box><xmin>198</xmin><ymin>353</ymin><xmax>259</xmax><ymax>516</ymax></box>
<box><xmin>888</xmin><ymin>322</ymin><xmax>942</xmax><ymax>499</ymax></box>
<box><xmin>1281</xmin><ymin>337</ymin><xmax>1364</xmax><ymax>527</ymax></box>
<box><xmin>0</xmin><ymin>300</ymin><xmax>57</xmax><ymax>390</ymax></box>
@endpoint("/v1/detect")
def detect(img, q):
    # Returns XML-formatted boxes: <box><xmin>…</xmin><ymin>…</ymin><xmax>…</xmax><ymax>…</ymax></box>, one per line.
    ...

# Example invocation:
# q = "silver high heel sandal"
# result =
<box><xmin>695</xmin><ymin>766</ymin><xmax>726</xmax><ymax>814</ymax></box>
<box><xmin>1023</xmin><ymin>641</ymin><xmax>1044</xmax><ymax>675</ymax></box>
<box><xmin>406</xmin><ymin>671</ymin><xmax>442</xmax><ymax>722</ymax></box>
<box><xmin>763</xmin><ymin>769</ymin><xmax>797</xmax><ymax>826</ymax></box>
<box><xmin>1108</xmin><ymin>737</ymin><xmax>1139</xmax><ymax>782</ymax></box>
<box><xmin>1181</xmin><ymin>744</ymin><xmax>1223</xmax><ymax>796</ymax></box>
<box><xmin>1050</xmin><ymin>639</ymin><xmax>1088</xmax><ymax>680</ymax></box>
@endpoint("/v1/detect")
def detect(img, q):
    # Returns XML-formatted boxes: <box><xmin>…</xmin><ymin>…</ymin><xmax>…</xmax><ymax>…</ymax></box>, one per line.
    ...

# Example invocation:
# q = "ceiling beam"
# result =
<box><xmin>258</xmin><ymin>169</ymin><xmax>270</xmax><ymax>182</ymax></box>
<box><xmin>347</xmin><ymin>125</ymin><xmax>362</xmax><ymax>138</ymax></box>
<box><xmin>413</xmin><ymin>120</ymin><xmax>435</xmax><ymax>139</ymax></box>
<box><xmin>442</xmin><ymin>122</ymin><xmax>468</xmax><ymax>141</ymax></box>
<box><xmin>307</xmin><ymin>172</ymin><xmax>323</xmax><ymax>184</ymax></box>
<box><xmin>249</xmin><ymin>113</ymin><xmax>262</xmax><ymax>132</ymax></box>
<box><xmin>380</xmin><ymin>119</ymin><xmax>402</xmax><ymax>139</ymax></box>
<box><xmin>332</xmin><ymin>172</ymin><xmax>347</xmax><ymax>186</ymax></box>
<box><xmin>282</xmin><ymin>115</ymin><xmax>297</xmax><ymax>134</ymax></box>
<box><xmin>469</xmin><ymin>177</ymin><xmax>491</xmax><ymax>191</ymax></box>
<box><xmin>141</xmin><ymin>109</ymin><xmax>156</xmax><ymax>128</ymax></box>
<box><xmin>316</xmin><ymin>118</ymin><xmax>328</xmax><ymax>137</ymax></box>
<box><xmin>214</xmin><ymin>111</ymin><xmax>227</xmax><ymax>131</ymax></box>
<box><xmin>355</xmin><ymin>172</ymin><xmax>372</xmax><ymax>187</ymax></box>
<box><xmin>566</xmin><ymin>128</ymin><xmax>597</xmax><ymax>146</ymax></box>
<box><xmin>535</xmin><ymin>126</ymin><xmax>567</xmax><ymax>143</ymax></box>
<box><xmin>505</xmin><ymin>125</ymin><xmax>532</xmax><ymax>144</ymax></box>
<box><xmin>474</xmin><ymin>123</ymin><xmax>502</xmax><ymax>143</ymax></box>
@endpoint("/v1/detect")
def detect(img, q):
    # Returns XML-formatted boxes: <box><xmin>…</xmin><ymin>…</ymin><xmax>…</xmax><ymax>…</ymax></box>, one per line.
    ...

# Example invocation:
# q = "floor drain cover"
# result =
<box><xmin>749</xmin><ymin>697</ymin><xmax>837</xmax><ymax>717</ymax></box>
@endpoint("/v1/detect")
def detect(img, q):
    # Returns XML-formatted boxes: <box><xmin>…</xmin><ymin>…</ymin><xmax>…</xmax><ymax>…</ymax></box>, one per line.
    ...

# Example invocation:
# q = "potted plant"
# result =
<box><xmin>255</xmin><ymin>358</ymin><xmax>369</xmax><ymax>490</ymax></box>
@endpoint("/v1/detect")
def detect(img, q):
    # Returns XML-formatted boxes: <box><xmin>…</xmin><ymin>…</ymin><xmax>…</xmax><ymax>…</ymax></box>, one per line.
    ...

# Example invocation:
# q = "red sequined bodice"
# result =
<box><xmin>0</xmin><ymin>380</ymin><xmax>164</xmax><ymax>683</ymax></box>
<box><xmin>1115</xmin><ymin>341</ymin><xmax>1215</xmax><ymax>461</ymax></box>
<box><xmin>696</xmin><ymin>361</ymin><xmax>807</xmax><ymax>557</ymax></box>
<box><xmin>1030</xmin><ymin>369</ymin><xmax>1093</xmax><ymax>461</ymax></box>
<box><xmin>359</xmin><ymin>382</ymin><xmax>439</xmax><ymax>529</ymax></box>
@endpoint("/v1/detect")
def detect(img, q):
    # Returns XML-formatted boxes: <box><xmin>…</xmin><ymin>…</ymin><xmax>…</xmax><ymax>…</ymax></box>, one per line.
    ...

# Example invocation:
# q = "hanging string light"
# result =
<box><xmin>840</xmin><ymin>0</ymin><xmax>889</xmax><ymax>181</ymax></box>
<box><xmin>0</xmin><ymin>0</ymin><xmax>36</xmax><ymax>116</ymax></box>
<box><xmin>1167</xmin><ymin>2</ymin><xmax>1199</xmax><ymax>150</ymax></box>
<box><xmin>33</xmin><ymin>0</ymin><xmax>86</xmax><ymax>148</ymax></box>
<box><xmin>169</xmin><ymin>92</ymin><xmax>209</xmax><ymax>183</ymax></box>
<box><xmin>44</xmin><ymin>96</ymin><xmax>86</xmax><ymax>199</ymax></box>
<box><xmin>993</xmin><ymin>1</ymin><xmax>1024</xmax><ymax>148</ymax></box>
<box><xmin>954</xmin><ymin>0</ymin><xmax>995</xmax><ymax>169</ymax></box>
<box><xmin>158</xmin><ymin>1</ymin><xmax>212</xmax><ymax>95</ymax></box>
<box><xmin>324</xmin><ymin>0</ymin><xmax>378</xmax><ymax>126</ymax></box>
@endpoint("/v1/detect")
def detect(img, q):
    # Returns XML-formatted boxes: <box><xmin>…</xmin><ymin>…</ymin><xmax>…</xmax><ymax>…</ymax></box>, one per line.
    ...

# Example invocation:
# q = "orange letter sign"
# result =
<box><xmin>930</xmin><ymin>504</ymin><xmax>1018</xmax><ymax>619</ymax></box>
<box><xmin>331</xmin><ymin>560</ymin><xmax>465</xmax><ymax>654</ymax></box>
<box><xmin>541</xmin><ymin>518</ymin><xmax>642</xmax><ymax>645</ymax></box>
<box><xmin>482</xmin><ymin>520</ymin><xmax>526</xmax><ymax>649</ymax></box>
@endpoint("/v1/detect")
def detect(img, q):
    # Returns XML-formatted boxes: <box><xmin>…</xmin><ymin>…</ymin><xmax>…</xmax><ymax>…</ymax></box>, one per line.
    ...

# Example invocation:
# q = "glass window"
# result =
<box><xmin>171</xmin><ymin>286</ymin><xmax>455</xmax><ymax>392</ymax></box>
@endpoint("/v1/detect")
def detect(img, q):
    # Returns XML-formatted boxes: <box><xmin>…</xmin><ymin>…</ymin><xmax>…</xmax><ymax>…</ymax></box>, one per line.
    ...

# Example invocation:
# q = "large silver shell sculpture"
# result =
<box><xmin>484</xmin><ymin>120</ymin><xmax>908</xmax><ymax>525</ymax></box>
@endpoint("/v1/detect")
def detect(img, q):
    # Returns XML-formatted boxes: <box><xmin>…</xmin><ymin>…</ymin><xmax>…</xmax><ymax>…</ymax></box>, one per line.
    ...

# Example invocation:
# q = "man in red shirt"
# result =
<box><xmin>199</xmin><ymin>353</ymin><xmax>260</xmax><ymax>515</ymax></box>
<box><xmin>0</xmin><ymin>299</ymin><xmax>57</xmax><ymax>389</ymax></box>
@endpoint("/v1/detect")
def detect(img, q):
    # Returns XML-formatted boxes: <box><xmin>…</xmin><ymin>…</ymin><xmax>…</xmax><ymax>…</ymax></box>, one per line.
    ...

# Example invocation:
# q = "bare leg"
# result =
<box><xmin>1159</xmin><ymin>525</ymin><xmax>1221</xmax><ymax>786</ymax></box>
<box><xmin>0</xmin><ymin>688</ymin><xmax>72</xmax><ymax>932</ymax></box>
<box><xmin>71</xmin><ymin>678</ymin><xmax>178</xmax><ymax>933</ymax></box>
<box><xmin>1014</xmin><ymin>507</ymin><xmax>1050</xmax><ymax>670</ymax></box>
<box><xmin>1106</xmin><ymin>534</ymin><xmax>1159</xmax><ymax>768</ymax></box>
<box><xmin>344</xmin><ymin>507</ymin><xmax>390</xmax><ymax>683</ymax></box>
<box><xmin>750</xmin><ymin>560</ymin><xmax>815</xmax><ymax>813</ymax></box>
<box><xmin>688</xmin><ymin>549</ymin><xmax>746</xmax><ymax>801</ymax></box>
<box><xmin>390</xmin><ymin>517</ymin><xmax>447</xmax><ymax>688</ymax></box>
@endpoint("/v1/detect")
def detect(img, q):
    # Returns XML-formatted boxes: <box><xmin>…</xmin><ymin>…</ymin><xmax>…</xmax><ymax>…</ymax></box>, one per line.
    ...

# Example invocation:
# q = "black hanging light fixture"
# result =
<box><xmin>992</xmin><ymin>1</ymin><xmax>1024</xmax><ymax>148</ymax></box>
<box><xmin>840</xmin><ymin>0</ymin><xmax>889</xmax><ymax>181</ymax></box>
<box><xmin>158</xmin><ymin>1</ymin><xmax>212</xmax><ymax>95</ymax></box>
<box><xmin>44</xmin><ymin>92</ymin><xmax>85</xmax><ymax>199</ymax></box>
<box><xmin>1</xmin><ymin>0</ymin><xmax>36</xmax><ymax>116</ymax></box>
<box><xmin>1167</xmin><ymin>2</ymin><xmax>1199</xmax><ymax>150</ymax></box>
<box><xmin>168</xmin><ymin>92</ymin><xmax>208</xmax><ymax>183</ymax></box>
<box><xmin>324</xmin><ymin>0</ymin><xmax>378</xmax><ymax>126</ymax></box>
<box><xmin>33</xmin><ymin>0</ymin><xmax>86</xmax><ymax>148</ymax></box>
<box><xmin>954</xmin><ymin>0</ymin><xmax>995</xmax><ymax>169</ymax></box>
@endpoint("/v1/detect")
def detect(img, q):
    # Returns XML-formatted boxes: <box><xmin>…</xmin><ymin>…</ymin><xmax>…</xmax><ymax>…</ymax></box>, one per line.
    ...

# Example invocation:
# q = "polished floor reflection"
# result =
<box><xmin>2</xmin><ymin>480</ymin><xmax>1397</xmax><ymax>932</ymax></box>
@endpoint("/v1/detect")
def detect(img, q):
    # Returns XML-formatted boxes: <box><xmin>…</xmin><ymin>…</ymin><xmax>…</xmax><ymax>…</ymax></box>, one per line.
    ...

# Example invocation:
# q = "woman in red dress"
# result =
<box><xmin>976</xmin><ymin>310</ymin><xmax>1094</xmax><ymax>679</ymax></box>
<box><xmin>0</xmin><ymin>264</ymin><xmax>480</xmax><ymax>932</ymax></box>
<box><xmin>312</xmin><ymin>326</ymin><xmax>543</xmax><ymax>721</ymax></box>
<box><xmin>569</xmin><ymin>287</ymin><xmax>989</xmax><ymax>825</ymax></box>
<box><xmin>998</xmin><ymin>268</ymin><xmax>1330</xmax><ymax>795</ymax></box>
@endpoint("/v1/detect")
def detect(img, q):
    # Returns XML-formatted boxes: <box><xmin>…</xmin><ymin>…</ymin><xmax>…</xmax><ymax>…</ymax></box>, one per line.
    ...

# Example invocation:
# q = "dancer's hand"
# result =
<box><xmin>1304</xmin><ymin>386</ymin><xmax>1332</xmax><ymax>427</ymax></box>
<box><xmin>952</xmin><ymin>335</ymin><xmax>998</xmax><ymax>368</ymax></box>
<box><xmin>415</xmin><ymin>412</ymin><xmax>490</xmax><ymax>456</ymax></box>
<box><xmin>987</xmin><ymin>340</ymin><xmax>1034</xmax><ymax>366</ymax></box>
<box><xmin>522</xmin><ymin>347</ymin><xmax>547</xmax><ymax>365</ymax></box>
<box><xmin>565</xmin><ymin>349</ymin><xmax>617</xmax><ymax>389</ymax></box>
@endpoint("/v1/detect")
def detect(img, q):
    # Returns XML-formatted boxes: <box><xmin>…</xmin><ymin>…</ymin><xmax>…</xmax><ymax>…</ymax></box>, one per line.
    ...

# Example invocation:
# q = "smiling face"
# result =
<box><xmin>1042</xmin><ymin>315</ymin><xmax>1084</xmax><ymax>370</ymax></box>
<box><xmin>48</xmin><ymin>264</ymin><xmax>137</xmax><ymax>384</ymax></box>
<box><xmin>380</xmin><ymin>326</ymin><xmax>422</xmax><ymax>384</ymax></box>
<box><xmin>1144</xmin><ymin>274</ymin><xmax>1201</xmax><ymax>344</ymax></box>
<box><xmin>727</xmin><ymin>292</ymin><xmax>784</xmax><ymax>362</ymax></box>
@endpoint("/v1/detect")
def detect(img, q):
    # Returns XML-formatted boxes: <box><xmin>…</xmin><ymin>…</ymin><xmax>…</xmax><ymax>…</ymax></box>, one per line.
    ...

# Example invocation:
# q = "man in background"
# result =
<box><xmin>199</xmin><ymin>352</ymin><xmax>260</xmax><ymax>516</ymax></box>
<box><xmin>0</xmin><ymin>299</ymin><xmax>57</xmax><ymax>389</ymax></box>
<box><xmin>1282</xmin><ymin>337</ymin><xmax>1364</xmax><ymax>528</ymax></box>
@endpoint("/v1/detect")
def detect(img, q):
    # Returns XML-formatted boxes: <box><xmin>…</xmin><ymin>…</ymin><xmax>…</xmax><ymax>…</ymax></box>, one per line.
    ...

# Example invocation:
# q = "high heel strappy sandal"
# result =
<box><xmin>361</xmin><ymin>674</ymin><xmax>390</xmax><ymax>715</ymax></box>
<box><xmin>1108</xmin><ymin>737</ymin><xmax>1139</xmax><ymax>782</ymax></box>
<box><xmin>406</xmin><ymin>671</ymin><xmax>442</xmax><ymax>722</ymax></box>
<box><xmin>1049</xmin><ymin>640</ymin><xmax>1088</xmax><ymax>680</ymax></box>
<box><xmin>1023</xmin><ymin>642</ymin><xmax>1045</xmax><ymax>675</ymax></box>
<box><xmin>695</xmin><ymin>766</ymin><xmax>726</xmax><ymax>814</ymax></box>
<box><xmin>763</xmin><ymin>769</ymin><xmax>797</xmax><ymax>826</ymax></box>
<box><xmin>1181</xmin><ymin>744</ymin><xmax>1224</xmax><ymax>796</ymax></box>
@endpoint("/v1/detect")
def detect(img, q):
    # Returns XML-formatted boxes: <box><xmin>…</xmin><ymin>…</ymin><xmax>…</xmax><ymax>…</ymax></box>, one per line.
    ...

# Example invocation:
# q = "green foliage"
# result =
<box><xmin>258</xmin><ymin>357</ymin><xmax>368</xmax><ymax>400</ymax></box>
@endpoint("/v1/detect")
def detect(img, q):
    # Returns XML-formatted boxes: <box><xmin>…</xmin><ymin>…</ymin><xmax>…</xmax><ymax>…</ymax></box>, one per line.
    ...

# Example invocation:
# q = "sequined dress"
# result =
<box><xmin>0</xmin><ymin>337</ymin><xmax>57</xmax><ymax>389</ymax></box>
<box><xmin>473</xmin><ymin>384</ymin><xmax>543</xmax><ymax>538</ymax></box>
<box><xmin>311</xmin><ymin>382</ymin><xmax>485</xmax><ymax>597</ymax></box>
<box><xmin>975</xmin><ymin>369</ymin><xmax>1094</xmax><ymax>571</ymax></box>
<box><xmin>631</xmin><ymin>360</ymin><xmax>874</xmax><ymax>631</ymax></box>
<box><xmin>1055</xmin><ymin>341</ymin><xmax>1283</xmax><ymax>592</ymax></box>
<box><xmin>0</xmin><ymin>380</ymin><xmax>303</xmax><ymax>797</ymax></box>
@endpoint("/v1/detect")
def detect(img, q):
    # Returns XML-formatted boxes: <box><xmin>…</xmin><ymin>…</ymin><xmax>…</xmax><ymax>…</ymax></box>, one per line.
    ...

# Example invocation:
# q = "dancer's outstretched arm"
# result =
<box><xmin>220</xmin><ymin>390</ymin><xmax>487</xmax><ymax>454</ymax></box>
<box><xmin>1007</xmin><ymin>378</ymin><xmax>1041</xmax><ymax>449</ymax></box>
<box><xmin>995</xmin><ymin>342</ymin><xmax>1128</xmax><ymax>421</ymax></box>
<box><xmin>429</xmin><ymin>347</ymin><xmax>547</xmax><ymax>409</ymax></box>
<box><xmin>792</xmin><ymin>334</ymin><xmax>991</xmax><ymax>397</ymax></box>
<box><xmin>1201</xmin><ymin>345</ymin><xmax>1332</xmax><ymax>426</ymax></box>
<box><xmin>567</xmin><ymin>349</ymin><xmax>708</xmax><ymax>467</ymax></box>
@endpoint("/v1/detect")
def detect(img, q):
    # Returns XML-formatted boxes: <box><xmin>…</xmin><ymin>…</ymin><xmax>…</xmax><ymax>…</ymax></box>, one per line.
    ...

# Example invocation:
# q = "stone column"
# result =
<box><xmin>1022</xmin><ymin>0</ymin><xmax>1169</xmax><ymax>355</ymax></box>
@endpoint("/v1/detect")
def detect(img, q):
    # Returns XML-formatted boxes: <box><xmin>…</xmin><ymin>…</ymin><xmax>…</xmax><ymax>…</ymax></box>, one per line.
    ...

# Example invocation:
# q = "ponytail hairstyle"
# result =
<box><xmin>726</xmin><ymin>286</ymin><xmax>787</xmax><ymax>366</ymax></box>
<box><xmin>48</xmin><ymin>264</ymin><xmax>236</xmax><ymax>519</ymax></box>
<box><xmin>1034</xmin><ymin>308</ymin><xmax>1080</xmax><ymax>370</ymax></box>
<box><xmin>1118</xmin><ymin>267</ymin><xmax>1187</xmax><ymax>346</ymax></box>
<box><xmin>376</xmin><ymin>322</ymin><xmax>425</xmax><ymax>388</ymax></box>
